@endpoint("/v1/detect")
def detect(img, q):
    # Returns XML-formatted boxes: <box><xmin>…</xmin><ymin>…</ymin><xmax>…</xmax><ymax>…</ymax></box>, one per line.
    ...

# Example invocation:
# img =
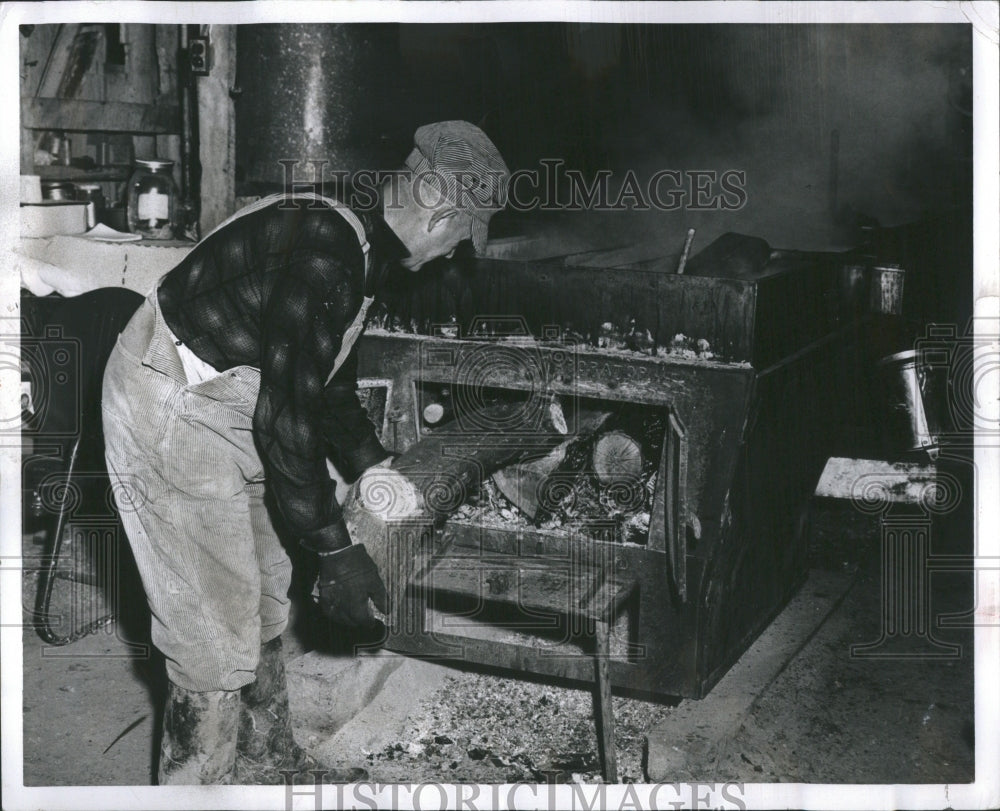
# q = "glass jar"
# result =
<box><xmin>126</xmin><ymin>159</ymin><xmax>178</xmax><ymax>239</ymax></box>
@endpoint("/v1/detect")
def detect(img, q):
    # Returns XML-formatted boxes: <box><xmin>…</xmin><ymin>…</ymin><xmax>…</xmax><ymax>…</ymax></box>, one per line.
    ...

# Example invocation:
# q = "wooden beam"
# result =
<box><xmin>593</xmin><ymin>620</ymin><xmax>618</xmax><ymax>783</ymax></box>
<box><xmin>197</xmin><ymin>25</ymin><xmax>237</xmax><ymax>236</ymax></box>
<box><xmin>154</xmin><ymin>25</ymin><xmax>180</xmax><ymax>99</ymax></box>
<box><xmin>104</xmin><ymin>25</ymin><xmax>157</xmax><ymax>104</ymax></box>
<box><xmin>32</xmin><ymin>25</ymin><xmax>78</xmax><ymax>99</ymax></box>
<box><xmin>22</xmin><ymin>97</ymin><xmax>180</xmax><ymax>133</ymax></box>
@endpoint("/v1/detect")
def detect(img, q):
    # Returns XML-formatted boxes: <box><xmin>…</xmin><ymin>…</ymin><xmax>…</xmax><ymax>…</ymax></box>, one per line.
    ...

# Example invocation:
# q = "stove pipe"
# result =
<box><xmin>235</xmin><ymin>24</ymin><xmax>401</xmax><ymax>190</ymax></box>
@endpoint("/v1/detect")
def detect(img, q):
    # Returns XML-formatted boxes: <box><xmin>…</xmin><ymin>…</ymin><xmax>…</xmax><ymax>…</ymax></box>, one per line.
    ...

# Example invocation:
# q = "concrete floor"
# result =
<box><xmin>19</xmin><ymin>499</ymin><xmax>975</xmax><ymax>787</ymax></box>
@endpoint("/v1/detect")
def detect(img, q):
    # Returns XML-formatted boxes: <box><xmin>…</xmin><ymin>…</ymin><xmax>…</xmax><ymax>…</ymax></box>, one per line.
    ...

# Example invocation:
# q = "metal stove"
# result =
<box><xmin>354</xmin><ymin>233</ymin><xmax>874</xmax><ymax>701</ymax></box>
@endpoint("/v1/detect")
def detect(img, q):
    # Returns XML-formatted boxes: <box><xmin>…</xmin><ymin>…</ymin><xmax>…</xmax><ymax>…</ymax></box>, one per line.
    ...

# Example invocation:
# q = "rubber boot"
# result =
<box><xmin>158</xmin><ymin>682</ymin><xmax>240</xmax><ymax>784</ymax></box>
<box><xmin>234</xmin><ymin>636</ymin><xmax>367</xmax><ymax>784</ymax></box>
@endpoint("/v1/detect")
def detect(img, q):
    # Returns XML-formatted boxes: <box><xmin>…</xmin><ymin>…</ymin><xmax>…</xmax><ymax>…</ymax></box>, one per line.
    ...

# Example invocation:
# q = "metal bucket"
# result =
<box><xmin>878</xmin><ymin>349</ymin><xmax>950</xmax><ymax>460</ymax></box>
<box><xmin>869</xmin><ymin>264</ymin><xmax>905</xmax><ymax>315</ymax></box>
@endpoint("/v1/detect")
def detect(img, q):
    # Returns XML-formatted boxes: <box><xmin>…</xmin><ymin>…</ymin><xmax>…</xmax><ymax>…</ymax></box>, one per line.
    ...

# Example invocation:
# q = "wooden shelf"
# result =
<box><xmin>35</xmin><ymin>166</ymin><xmax>128</xmax><ymax>182</ymax></box>
<box><xmin>22</xmin><ymin>97</ymin><xmax>180</xmax><ymax>134</ymax></box>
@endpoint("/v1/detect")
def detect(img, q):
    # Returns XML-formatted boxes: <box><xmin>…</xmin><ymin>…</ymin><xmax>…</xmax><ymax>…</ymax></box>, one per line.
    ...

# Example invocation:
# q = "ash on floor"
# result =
<box><xmin>19</xmin><ymin>486</ymin><xmax>975</xmax><ymax>787</ymax></box>
<box><xmin>359</xmin><ymin>671</ymin><xmax>674</xmax><ymax>784</ymax></box>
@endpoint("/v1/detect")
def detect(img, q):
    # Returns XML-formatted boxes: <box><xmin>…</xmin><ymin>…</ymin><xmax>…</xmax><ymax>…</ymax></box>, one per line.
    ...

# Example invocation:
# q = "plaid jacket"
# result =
<box><xmin>157</xmin><ymin>199</ymin><xmax>406</xmax><ymax>550</ymax></box>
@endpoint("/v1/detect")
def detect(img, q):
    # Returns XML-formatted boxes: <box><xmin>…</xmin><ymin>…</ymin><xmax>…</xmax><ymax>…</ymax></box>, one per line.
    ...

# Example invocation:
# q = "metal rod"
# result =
<box><xmin>829</xmin><ymin>127</ymin><xmax>840</xmax><ymax>217</ymax></box>
<box><xmin>676</xmin><ymin>228</ymin><xmax>696</xmax><ymax>274</ymax></box>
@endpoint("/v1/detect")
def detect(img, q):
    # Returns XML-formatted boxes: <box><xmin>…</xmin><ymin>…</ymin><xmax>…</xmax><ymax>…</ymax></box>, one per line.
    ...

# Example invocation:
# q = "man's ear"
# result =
<box><xmin>427</xmin><ymin>207</ymin><xmax>459</xmax><ymax>232</ymax></box>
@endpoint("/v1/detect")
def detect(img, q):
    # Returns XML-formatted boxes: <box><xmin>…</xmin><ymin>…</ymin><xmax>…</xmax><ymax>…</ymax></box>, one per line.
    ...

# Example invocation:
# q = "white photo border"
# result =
<box><xmin>1</xmin><ymin>3</ymin><xmax>997</xmax><ymax>810</ymax></box>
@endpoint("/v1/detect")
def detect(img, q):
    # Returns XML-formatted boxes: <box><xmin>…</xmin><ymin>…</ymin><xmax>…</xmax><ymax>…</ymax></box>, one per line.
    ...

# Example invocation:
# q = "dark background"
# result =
<box><xmin>235</xmin><ymin>24</ymin><xmax>972</xmax><ymax>256</ymax></box>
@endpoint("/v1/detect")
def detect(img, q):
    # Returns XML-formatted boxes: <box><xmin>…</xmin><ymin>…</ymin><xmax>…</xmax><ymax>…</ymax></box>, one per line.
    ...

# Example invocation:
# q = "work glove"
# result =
<box><xmin>315</xmin><ymin>544</ymin><xmax>388</xmax><ymax>628</ymax></box>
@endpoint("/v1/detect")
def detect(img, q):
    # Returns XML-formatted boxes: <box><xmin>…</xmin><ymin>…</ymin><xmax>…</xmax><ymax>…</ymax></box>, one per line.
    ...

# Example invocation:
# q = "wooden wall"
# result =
<box><xmin>20</xmin><ymin>24</ymin><xmax>181</xmax><ymax>208</ymax></box>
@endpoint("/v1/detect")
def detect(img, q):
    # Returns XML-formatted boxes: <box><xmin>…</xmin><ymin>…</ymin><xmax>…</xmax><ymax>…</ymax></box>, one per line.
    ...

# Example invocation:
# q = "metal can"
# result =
<box><xmin>75</xmin><ymin>183</ymin><xmax>105</xmax><ymax>229</ymax></box>
<box><xmin>869</xmin><ymin>264</ymin><xmax>905</xmax><ymax>316</ymax></box>
<box><xmin>41</xmin><ymin>181</ymin><xmax>75</xmax><ymax>201</ymax></box>
<box><xmin>878</xmin><ymin>348</ymin><xmax>949</xmax><ymax>460</ymax></box>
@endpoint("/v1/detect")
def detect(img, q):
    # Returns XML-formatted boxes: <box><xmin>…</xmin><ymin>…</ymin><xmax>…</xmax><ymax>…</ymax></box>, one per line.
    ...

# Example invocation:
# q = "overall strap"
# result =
<box><xmin>202</xmin><ymin>192</ymin><xmax>370</xmax><ymax>259</ymax></box>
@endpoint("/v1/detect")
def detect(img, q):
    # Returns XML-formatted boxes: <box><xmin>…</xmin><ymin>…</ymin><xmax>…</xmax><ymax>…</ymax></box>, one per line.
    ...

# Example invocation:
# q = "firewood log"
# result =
<box><xmin>592</xmin><ymin>430</ymin><xmax>643</xmax><ymax>485</ymax></box>
<box><xmin>345</xmin><ymin>400</ymin><xmax>576</xmax><ymax>560</ymax></box>
<box><xmin>343</xmin><ymin>398</ymin><xmax>581</xmax><ymax>606</ymax></box>
<box><xmin>492</xmin><ymin>409</ymin><xmax>613</xmax><ymax>518</ymax></box>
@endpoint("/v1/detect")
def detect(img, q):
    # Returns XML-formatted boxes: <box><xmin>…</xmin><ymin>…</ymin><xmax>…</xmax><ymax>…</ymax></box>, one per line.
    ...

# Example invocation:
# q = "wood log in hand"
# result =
<box><xmin>343</xmin><ymin>398</ymin><xmax>601</xmax><ymax>586</ymax></box>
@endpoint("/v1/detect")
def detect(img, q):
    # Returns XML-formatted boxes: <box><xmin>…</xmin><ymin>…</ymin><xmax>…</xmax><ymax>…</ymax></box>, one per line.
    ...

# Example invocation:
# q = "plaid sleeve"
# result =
<box><xmin>254</xmin><ymin>212</ymin><xmax>383</xmax><ymax>549</ymax></box>
<box><xmin>322</xmin><ymin>347</ymin><xmax>391</xmax><ymax>482</ymax></box>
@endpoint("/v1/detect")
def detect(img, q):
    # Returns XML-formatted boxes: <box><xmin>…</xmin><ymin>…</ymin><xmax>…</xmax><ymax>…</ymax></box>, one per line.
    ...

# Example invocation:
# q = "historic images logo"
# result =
<box><xmin>276</xmin><ymin>159</ymin><xmax>748</xmax><ymax>214</ymax></box>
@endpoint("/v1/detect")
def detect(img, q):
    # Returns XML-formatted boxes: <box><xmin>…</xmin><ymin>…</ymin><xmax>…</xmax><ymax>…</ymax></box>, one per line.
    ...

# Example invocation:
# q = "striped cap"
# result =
<box><xmin>404</xmin><ymin>121</ymin><xmax>510</xmax><ymax>254</ymax></box>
